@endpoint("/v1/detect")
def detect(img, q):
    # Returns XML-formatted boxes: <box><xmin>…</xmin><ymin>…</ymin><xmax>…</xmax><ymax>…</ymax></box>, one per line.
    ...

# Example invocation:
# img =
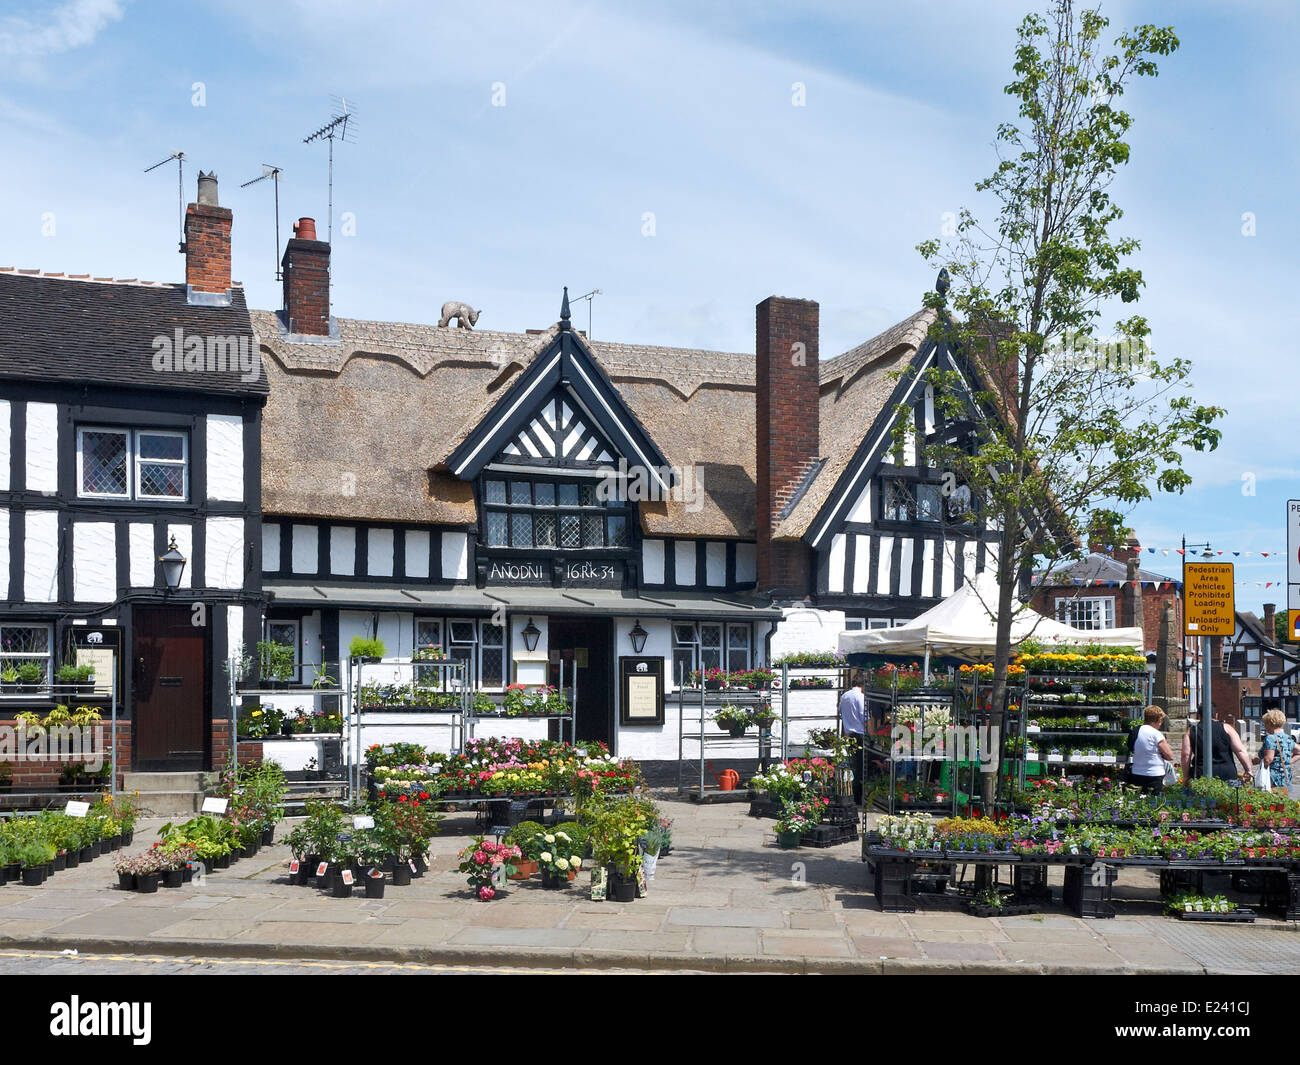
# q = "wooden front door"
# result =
<box><xmin>132</xmin><ymin>606</ymin><xmax>208</xmax><ymax>771</ymax></box>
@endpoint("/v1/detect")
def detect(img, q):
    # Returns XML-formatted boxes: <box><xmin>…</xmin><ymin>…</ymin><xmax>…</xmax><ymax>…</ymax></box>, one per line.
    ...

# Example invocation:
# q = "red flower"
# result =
<box><xmin>419</xmin><ymin>791</ymin><xmax>430</xmax><ymax>800</ymax></box>
<box><xmin>398</xmin><ymin>795</ymin><xmax>408</xmax><ymax>803</ymax></box>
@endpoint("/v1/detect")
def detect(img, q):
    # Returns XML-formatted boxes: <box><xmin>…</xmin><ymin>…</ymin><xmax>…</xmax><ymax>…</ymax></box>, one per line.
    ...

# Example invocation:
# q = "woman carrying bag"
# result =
<box><xmin>1254</xmin><ymin>709</ymin><xmax>1298</xmax><ymax>792</ymax></box>
<box><xmin>1128</xmin><ymin>706</ymin><xmax>1176</xmax><ymax>793</ymax></box>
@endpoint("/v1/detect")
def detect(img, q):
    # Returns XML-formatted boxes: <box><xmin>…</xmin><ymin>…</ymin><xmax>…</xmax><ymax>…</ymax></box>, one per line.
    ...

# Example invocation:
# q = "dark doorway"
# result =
<box><xmin>132</xmin><ymin>606</ymin><xmax>208</xmax><ymax>771</ymax></box>
<box><xmin>547</xmin><ymin>617</ymin><xmax>614</xmax><ymax>751</ymax></box>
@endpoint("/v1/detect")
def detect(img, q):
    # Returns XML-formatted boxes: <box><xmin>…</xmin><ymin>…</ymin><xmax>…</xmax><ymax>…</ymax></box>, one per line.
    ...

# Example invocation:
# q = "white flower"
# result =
<box><xmin>571</xmin><ymin>857</ymin><xmax>582</xmax><ymax>869</ymax></box>
<box><xmin>543</xmin><ymin>834</ymin><xmax>555</xmax><ymax>843</ymax></box>
<box><xmin>540</xmin><ymin>852</ymin><xmax>553</xmax><ymax>863</ymax></box>
<box><xmin>556</xmin><ymin>858</ymin><xmax>569</xmax><ymax>871</ymax></box>
<box><xmin>555</xmin><ymin>832</ymin><xmax>569</xmax><ymax>841</ymax></box>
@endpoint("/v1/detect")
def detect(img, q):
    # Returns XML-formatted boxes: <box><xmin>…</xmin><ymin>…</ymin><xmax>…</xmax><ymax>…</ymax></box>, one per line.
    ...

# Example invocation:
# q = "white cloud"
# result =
<box><xmin>0</xmin><ymin>0</ymin><xmax>126</xmax><ymax>58</ymax></box>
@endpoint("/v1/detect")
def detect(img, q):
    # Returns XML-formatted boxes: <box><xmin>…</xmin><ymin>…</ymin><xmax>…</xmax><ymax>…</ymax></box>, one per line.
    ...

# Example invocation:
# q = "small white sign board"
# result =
<box><xmin>65</xmin><ymin>800</ymin><xmax>90</xmax><ymax>818</ymax></box>
<box><xmin>352</xmin><ymin>815</ymin><xmax>375</xmax><ymax>830</ymax></box>
<box><xmin>201</xmin><ymin>797</ymin><xmax>229</xmax><ymax>815</ymax></box>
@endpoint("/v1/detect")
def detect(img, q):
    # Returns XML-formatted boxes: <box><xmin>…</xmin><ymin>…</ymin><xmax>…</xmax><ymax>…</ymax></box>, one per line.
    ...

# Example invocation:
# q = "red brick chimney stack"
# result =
<box><xmin>755</xmin><ymin>296</ymin><xmax>819</xmax><ymax>598</ymax></box>
<box><xmin>281</xmin><ymin>217</ymin><xmax>330</xmax><ymax>336</ymax></box>
<box><xmin>184</xmin><ymin>171</ymin><xmax>232</xmax><ymax>299</ymax></box>
<box><xmin>1263</xmin><ymin>603</ymin><xmax>1277</xmax><ymax>644</ymax></box>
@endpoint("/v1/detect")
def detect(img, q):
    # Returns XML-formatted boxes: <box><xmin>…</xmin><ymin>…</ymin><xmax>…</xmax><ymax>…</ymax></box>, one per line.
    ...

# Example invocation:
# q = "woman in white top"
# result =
<box><xmin>1129</xmin><ymin>705</ymin><xmax>1176</xmax><ymax>793</ymax></box>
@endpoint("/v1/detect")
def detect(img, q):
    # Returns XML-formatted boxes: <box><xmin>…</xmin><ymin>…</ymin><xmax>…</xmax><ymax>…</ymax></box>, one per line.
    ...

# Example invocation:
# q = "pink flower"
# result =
<box><xmin>478</xmin><ymin>886</ymin><xmax>495</xmax><ymax>901</ymax></box>
<box><xmin>473</xmin><ymin>851</ymin><xmax>487</xmax><ymax>865</ymax></box>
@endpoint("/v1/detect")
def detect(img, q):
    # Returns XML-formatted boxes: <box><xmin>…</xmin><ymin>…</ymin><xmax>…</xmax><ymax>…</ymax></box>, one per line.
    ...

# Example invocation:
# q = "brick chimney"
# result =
<box><xmin>281</xmin><ymin>217</ymin><xmax>330</xmax><ymax>336</ymax></box>
<box><xmin>1114</xmin><ymin>536</ymin><xmax>1141</xmax><ymax>564</ymax></box>
<box><xmin>183</xmin><ymin>171</ymin><xmax>232</xmax><ymax>303</ymax></box>
<box><xmin>1263</xmin><ymin>603</ymin><xmax>1277</xmax><ymax>645</ymax></box>
<box><xmin>756</xmin><ymin>296</ymin><xmax>819</xmax><ymax>598</ymax></box>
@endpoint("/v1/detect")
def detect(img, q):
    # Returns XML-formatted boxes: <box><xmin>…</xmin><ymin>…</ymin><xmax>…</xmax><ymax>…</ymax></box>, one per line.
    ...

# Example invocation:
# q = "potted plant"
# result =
<box><xmin>537</xmin><ymin>831</ymin><xmax>582</xmax><ymax>889</ymax></box>
<box><xmin>16</xmin><ymin>662</ymin><xmax>44</xmax><ymax>693</ymax></box>
<box><xmin>0</xmin><ymin>666</ymin><xmax>17</xmax><ymax>692</ymax></box>
<box><xmin>504</xmin><ymin>821</ymin><xmax>543</xmax><ymax>879</ymax></box>
<box><xmin>456</xmin><ymin>835</ymin><xmax>521</xmax><ymax>900</ymax></box>
<box><xmin>638</xmin><ymin>822</ymin><xmax>669</xmax><ymax>881</ymax></box>
<box><xmin>55</xmin><ymin>663</ymin><xmax>95</xmax><ymax>693</ymax></box>
<box><xmin>589</xmin><ymin>796</ymin><xmax>657</xmax><ymax>901</ymax></box>
<box><xmin>348</xmin><ymin>635</ymin><xmax>386</xmax><ymax>664</ymax></box>
<box><xmin>256</xmin><ymin>640</ymin><xmax>297</xmax><ymax>687</ymax></box>
<box><xmin>19</xmin><ymin>841</ymin><xmax>55</xmax><ymax>885</ymax></box>
<box><xmin>713</xmin><ymin>705</ymin><xmax>751</xmax><ymax>739</ymax></box>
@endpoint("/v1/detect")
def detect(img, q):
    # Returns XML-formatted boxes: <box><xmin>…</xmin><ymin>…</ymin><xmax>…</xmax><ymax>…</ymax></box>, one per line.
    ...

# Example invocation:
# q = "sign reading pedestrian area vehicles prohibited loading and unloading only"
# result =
<box><xmin>1184</xmin><ymin>562</ymin><xmax>1235</xmax><ymax>636</ymax></box>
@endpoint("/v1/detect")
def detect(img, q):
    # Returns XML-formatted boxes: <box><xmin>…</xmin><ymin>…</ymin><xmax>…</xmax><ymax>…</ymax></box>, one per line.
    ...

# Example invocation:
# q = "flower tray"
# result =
<box><xmin>1175</xmin><ymin>908</ymin><xmax>1255</xmax><ymax>923</ymax></box>
<box><xmin>799</xmin><ymin>823</ymin><xmax>858</xmax><ymax>849</ymax></box>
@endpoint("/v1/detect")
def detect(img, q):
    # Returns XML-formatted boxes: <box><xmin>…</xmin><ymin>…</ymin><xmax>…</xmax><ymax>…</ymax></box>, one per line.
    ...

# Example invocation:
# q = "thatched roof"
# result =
<box><xmin>254</xmin><ymin>311</ymin><xmax>757</xmax><ymax>535</ymax></box>
<box><xmin>254</xmin><ymin>306</ymin><xmax>940</xmax><ymax>540</ymax></box>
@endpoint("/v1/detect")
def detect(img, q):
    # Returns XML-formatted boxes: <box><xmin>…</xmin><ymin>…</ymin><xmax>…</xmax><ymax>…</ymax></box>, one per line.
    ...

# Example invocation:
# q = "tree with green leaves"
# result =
<box><xmin>906</xmin><ymin>0</ymin><xmax>1225</xmax><ymax>800</ymax></box>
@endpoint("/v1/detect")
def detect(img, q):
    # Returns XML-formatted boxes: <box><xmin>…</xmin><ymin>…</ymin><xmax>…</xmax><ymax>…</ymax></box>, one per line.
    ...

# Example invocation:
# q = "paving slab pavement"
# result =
<box><xmin>0</xmin><ymin>795</ymin><xmax>1296</xmax><ymax>973</ymax></box>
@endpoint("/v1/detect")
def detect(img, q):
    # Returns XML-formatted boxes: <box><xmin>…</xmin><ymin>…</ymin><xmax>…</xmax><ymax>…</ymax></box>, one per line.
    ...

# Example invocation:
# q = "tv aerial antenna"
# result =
<box><xmin>571</xmin><ymin>289</ymin><xmax>602</xmax><ymax>338</ymax></box>
<box><xmin>144</xmin><ymin>150</ymin><xmax>186</xmax><ymax>251</ymax></box>
<box><xmin>302</xmin><ymin>95</ymin><xmax>356</xmax><ymax>244</ymax></box>
<box><xmin>240</xmin><ymin>164</ymin><xmax>285</xmax><ymax>280</ymax></box>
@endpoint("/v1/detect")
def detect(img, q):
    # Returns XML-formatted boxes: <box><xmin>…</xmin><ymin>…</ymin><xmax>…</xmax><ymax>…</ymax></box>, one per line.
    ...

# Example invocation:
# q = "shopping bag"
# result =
<box><xmin>1162</xmin><ymin>761</ymin><xmax>1177</xmax><ymax>787</ymax></box>
<box><xmin>1254</xmin><ymin>760</ymin><xmax>1272</xmax><ymax>792</ymax></box>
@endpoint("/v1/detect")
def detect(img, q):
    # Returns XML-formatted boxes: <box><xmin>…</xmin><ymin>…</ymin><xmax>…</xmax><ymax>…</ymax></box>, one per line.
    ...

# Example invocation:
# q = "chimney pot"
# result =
<box><xmin>196</xmin><ymin>171</ymin><xmax>219</xmax><ymax>206</ymax></box>
<box><xmin>293</xmin><ymin>217</ymin><xmax>318</xmax><ymax>241</ymax></box>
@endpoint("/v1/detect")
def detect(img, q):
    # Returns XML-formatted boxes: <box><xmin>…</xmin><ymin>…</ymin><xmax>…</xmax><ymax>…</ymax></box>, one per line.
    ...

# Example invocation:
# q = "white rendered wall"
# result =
<box><xmin>205</xmin><ymin>414</ymin><xmax>244</xmax><ymax>501</ymax></box>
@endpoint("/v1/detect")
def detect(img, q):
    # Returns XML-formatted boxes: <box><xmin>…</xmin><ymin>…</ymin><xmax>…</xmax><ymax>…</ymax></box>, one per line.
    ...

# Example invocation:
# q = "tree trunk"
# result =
<box><xmin>982</xmin><ymin>517</ymin><xmax>1019</xmax><ymax>807</ymax></box>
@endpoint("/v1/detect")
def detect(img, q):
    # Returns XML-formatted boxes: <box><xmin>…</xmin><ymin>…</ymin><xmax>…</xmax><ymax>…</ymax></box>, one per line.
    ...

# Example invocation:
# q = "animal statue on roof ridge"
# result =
<box><xmin>439</xmin><ymin>301</ymin><xmax>480</xmax><ymax>329</ymax></box>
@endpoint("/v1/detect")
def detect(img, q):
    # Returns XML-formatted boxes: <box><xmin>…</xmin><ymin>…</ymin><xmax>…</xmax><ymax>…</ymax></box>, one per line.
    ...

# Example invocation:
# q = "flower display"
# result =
<box><xmin>457</xmin><ymin>836</ymin><xmax>522</xmax><ymax>898</ymax></box>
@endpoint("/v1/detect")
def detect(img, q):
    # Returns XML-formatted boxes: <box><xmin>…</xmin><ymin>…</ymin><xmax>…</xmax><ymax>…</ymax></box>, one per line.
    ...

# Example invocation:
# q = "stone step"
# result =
<box><xmin>129</xmin><ymin>791</ymin><xmax>203</xmax><ymax>816</ymax></box>
<box><xmin>122</xmin><ymin>771</ymin><xmax>205</xmax><ymax>792</ymax></box>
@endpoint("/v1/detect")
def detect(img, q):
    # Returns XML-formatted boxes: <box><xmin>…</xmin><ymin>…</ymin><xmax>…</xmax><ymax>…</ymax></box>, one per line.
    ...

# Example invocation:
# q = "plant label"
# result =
<box><xmin>409</xmin><ymin>859</ymin><xmax>417</xmax><ymax>873</ymax></box>
<box><xmin>65</xmin><ymin>801</ymin><xmax>89</xmax><ymax>818</ymax></box>
<box><xmin>289</xmin><ymin>860</ymin><xmax>300</xmax><ymax>874</ymax></box>
<box><xmin>590</xmin><ymin>866</ymin><xmax>607</xmax><ymax>901</ymax></box>
<box><xmin>352</xmin><ymin>815</ymin><xmax>375</xmax><ymax>830</ymax></box>
<box><xmin>316</xmin><ymin>862</ymin><xmax>329</xmax><ymax>878</ymax></box>
<box><xmin>1086</xmin><ymin>715</ymin><xmax>1099</xmax><ymax>723</ymax></box>
<box><xmin>1027</xmin><ymin>725</ymin><xmax>1040</xmax><ymax>734</ymax></box>
<box><xmin>201</xmin><ymin>797</ymin><xmax>229</xmax><ymax>815</ymax></box>
<box><xmin>341</xmin><ymin>869</ymin><xmax>354</xmax><ymax>886</ymax></box>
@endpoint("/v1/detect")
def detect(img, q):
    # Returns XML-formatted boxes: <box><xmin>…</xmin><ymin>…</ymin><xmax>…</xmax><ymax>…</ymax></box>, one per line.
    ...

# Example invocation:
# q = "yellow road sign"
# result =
<box><xmin>1184</xmin><ymin>562</ymin><xmax>1235</xmax><ymax>637</ymax></box>
<box><xmin>1288</xmin><ymin>610</ymin><xmax>1300</xmax><ymax>645</ymax></box>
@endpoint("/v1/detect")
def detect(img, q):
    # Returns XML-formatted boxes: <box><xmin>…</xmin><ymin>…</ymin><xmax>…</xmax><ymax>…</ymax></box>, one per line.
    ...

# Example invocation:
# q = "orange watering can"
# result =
<box><xmin>716</xmin><ymin>769</ymin><xmax>740</xmax><ymax>791</ymax></box>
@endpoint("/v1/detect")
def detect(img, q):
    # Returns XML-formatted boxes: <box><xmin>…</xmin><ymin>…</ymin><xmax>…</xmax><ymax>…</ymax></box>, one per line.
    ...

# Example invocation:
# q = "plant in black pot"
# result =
<box><xmin>348</xmin><ymin>635</ymin><xmax>387</xmax><ymax>666</ymax></box>
<box><xmin>588</xmin><ymin>795</ymin><xmax>659</xmax><ymax>902</ymax></box>
<box><xmin>55</xmin><ymin>663</ymin><xmax>95</xmax><ymax>694</ymax></box>
<box><xmin>712</xmin><ymin>705</ymin><xmax>751</xmax><ymax>739</ymax></box>
<box><xmin>15</xmin><ymin>662</ymin><xmax>45</xmax><ymax>694</ymax></box>
<box><xmin>18</xmin><ymin>841</ymin><xmax>55</xmax><ymax>886</ymax></box>
<box><xmin>256</xmin><ymin>640</ymin><xmax>297</xmax><ymax>689</ymax></box>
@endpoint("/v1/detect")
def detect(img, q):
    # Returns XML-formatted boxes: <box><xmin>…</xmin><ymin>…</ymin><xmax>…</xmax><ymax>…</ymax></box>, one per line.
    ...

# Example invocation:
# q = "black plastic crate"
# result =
<box><xmin>1175</xmin><ymin>908</ymin><xmax>1256</xmax><ymax>923</ymax></box>
<box><xmin>1012</xmin><ymin>863</ymin><xmax>1052</xmax><ymax>901</ymax></box>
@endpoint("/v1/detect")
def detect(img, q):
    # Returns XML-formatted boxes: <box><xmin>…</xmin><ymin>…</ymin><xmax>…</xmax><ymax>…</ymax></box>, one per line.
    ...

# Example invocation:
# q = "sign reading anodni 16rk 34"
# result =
<box><xmin>1184</xmin><ymin>562</ymin><xmax>1235</xmax><ymax>636</ymax></box>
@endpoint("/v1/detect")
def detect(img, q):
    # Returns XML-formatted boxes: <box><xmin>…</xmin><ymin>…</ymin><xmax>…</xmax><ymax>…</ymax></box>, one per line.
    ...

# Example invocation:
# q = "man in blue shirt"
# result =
<box><xmin>838</xmin><ymin>671</ymin><xmax>866</xmax><ymax>803</ymax></box>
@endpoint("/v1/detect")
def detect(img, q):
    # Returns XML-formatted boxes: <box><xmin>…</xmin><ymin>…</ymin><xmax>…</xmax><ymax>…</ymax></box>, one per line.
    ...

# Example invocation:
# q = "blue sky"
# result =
<box><xmin>1</xmin><ymin>0</ymin><xmax>1296</xmax><ymax>614</ymax></box>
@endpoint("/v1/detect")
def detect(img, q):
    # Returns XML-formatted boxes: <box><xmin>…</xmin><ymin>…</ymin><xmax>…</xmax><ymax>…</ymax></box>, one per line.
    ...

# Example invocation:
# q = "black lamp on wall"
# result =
<box><xmin>158</xmin><ymin>536</ymin><xmax>187</xmax><ymax>591</ymax></box>
<box><xmin>628</xmin><ymin>619</ymin><xmax>649</xmax><ymax>655</ymax></box>
<box><xmin>521</xmin><ymin>618</ymin><xmax>542</xmax><ymax>653</ymax></box>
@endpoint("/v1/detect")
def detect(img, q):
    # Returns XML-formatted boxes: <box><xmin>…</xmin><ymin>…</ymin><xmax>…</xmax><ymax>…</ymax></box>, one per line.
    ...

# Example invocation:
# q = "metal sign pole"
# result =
<box><xmin>1201</xmin><ymin>635</ymin><xmax>1213</xmax><ymax>779</ymax></box>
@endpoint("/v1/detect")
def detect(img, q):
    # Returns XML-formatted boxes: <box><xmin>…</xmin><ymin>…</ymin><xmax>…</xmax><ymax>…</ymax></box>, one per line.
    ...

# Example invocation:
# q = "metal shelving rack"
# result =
<box><xmin>348</xmin><ymin>656</ymin><xmax>471</xmax><ymax>800</ymax></box>
<box><xmin>676</xmin><ymin>664</ymin><xmax>781</xmax><ymax>799</ymax></box>
<box><xmin>777</xmin><ymin>665</ymin><xmax>846</xmax><ymax>757</ymax></box>
<box><xmin>466</xmin><ymin>660</ymin><xmax>577</xmax><ymax>746</ymax></box>
<box><xmin>1003</xmin><ymin>669</ymin><xmax>1152</xmax><ymax>794</ymax></box>
<box><xmin>861</xmin><ymin>680</ymin><xmax>964</xmax><ymax>816</ymax></box>
<box><xmin>0</xmin><ymin>676</ymin><xmax>121</xmax><ymax>808</ymax></box>
<box><xmin>229</xmin><ymin>659</ymin><xmax>350</xmax><ymax>806</ymax></box>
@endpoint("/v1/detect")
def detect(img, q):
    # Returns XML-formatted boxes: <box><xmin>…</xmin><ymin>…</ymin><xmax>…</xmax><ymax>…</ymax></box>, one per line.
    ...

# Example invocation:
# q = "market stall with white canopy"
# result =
<box><xmin>838</xmin><ymin>572</ymin><xmax>1145</xmax><ymax>675</ymax></box>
